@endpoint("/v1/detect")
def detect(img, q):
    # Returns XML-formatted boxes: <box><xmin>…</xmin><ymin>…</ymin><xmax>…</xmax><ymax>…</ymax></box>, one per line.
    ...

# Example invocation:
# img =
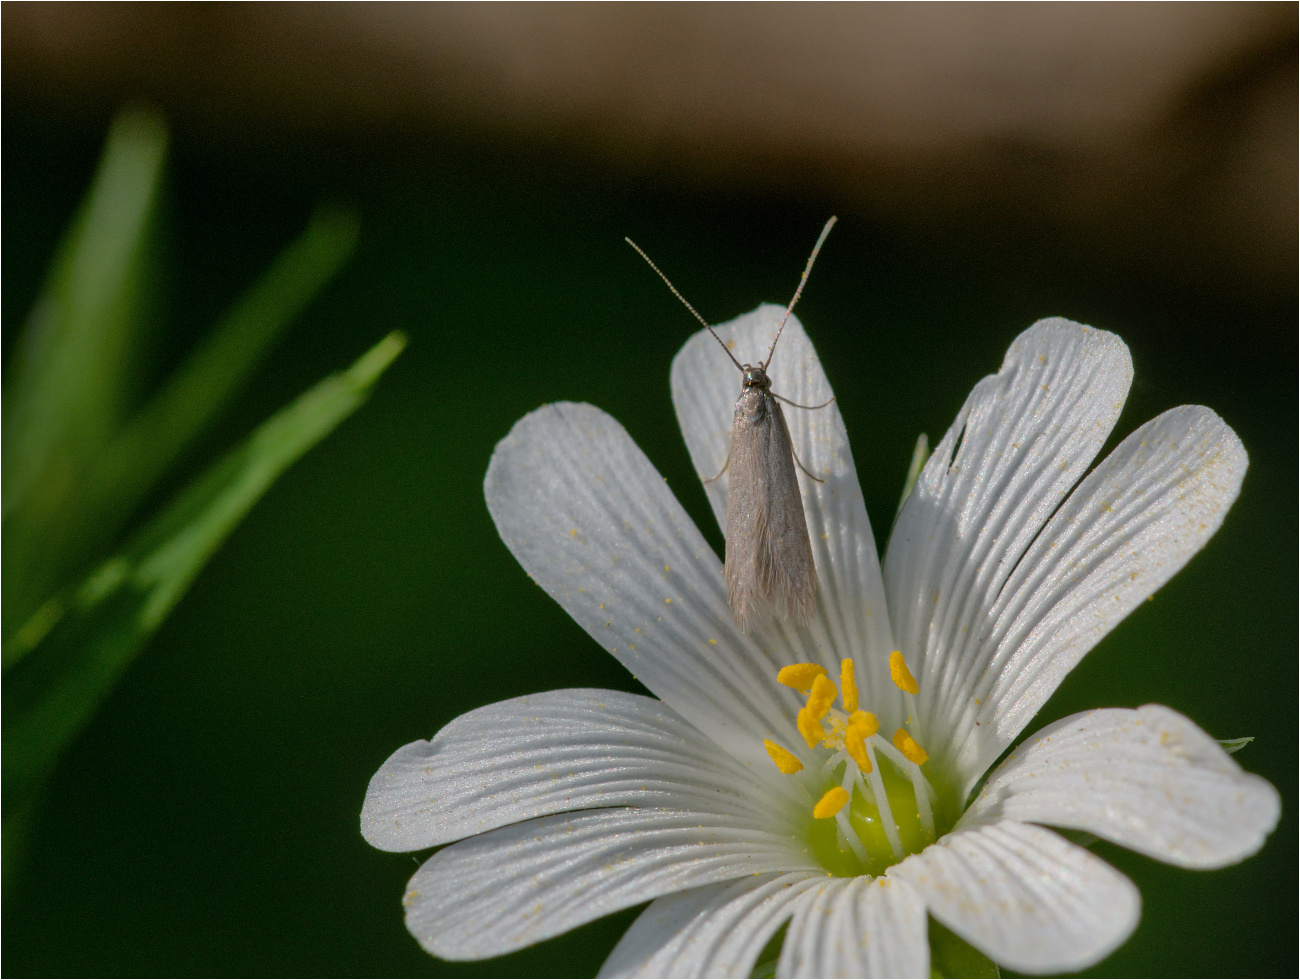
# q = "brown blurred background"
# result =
<box><xmin>5</xmin><ymin>2</ymin><xmax>1296</xmax><ymax>295</ymax></box>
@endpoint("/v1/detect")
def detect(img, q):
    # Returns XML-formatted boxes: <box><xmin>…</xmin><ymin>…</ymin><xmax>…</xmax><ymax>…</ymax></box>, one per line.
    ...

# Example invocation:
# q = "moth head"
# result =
<box><xmin>741</xmin><ymin>365</ymin><xmax>771</xmax><ymax>390</ymax></box>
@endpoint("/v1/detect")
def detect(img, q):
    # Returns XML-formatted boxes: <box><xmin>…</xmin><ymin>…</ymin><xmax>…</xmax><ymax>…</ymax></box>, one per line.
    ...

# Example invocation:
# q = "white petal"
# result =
<box><xmin>891</xmin><ymin>820</ymin><xmax>1139</xmax><ymax>974</ymax></box>
<box><xmin>672</xmin><ymin>306</ymin><xmax>902</xmax><ymax>721</ymax></box>
<box><xmin>485</xmin><ymin>400</ymin><xmax>807</xmax><ymax>769</ymax></box>
<box><xmin>778</xmin><ymin>874</ymin><xmax>929</xmax><ymax>979</ymax></box>
<box><xmin>403</xmin><ymin>807</ymin><xmax>817</xmax><ymax>960</ymax></box>
<box><xmin>884</xmin><ymin>319</ymin><xmax>1132</xmax><ymax>776</ymax></box>
<box><xmin>362</xmin><ymin>689</ymin><xmax>804</xmax><ymax>852</ymax></box>
<box><xmin>949</xmin><ymin>405</ymin><xmax>1248</xmax><ymax>785</ymax></box>
<box><xmin>961</xmin><ymin>704</ymin><xmax>1280</xmax><ymax>869</ymax></box>
<box><xmin>600</xmin><ymin>872</ymin><xmax>824</xmax><ymax>979</ymax></box>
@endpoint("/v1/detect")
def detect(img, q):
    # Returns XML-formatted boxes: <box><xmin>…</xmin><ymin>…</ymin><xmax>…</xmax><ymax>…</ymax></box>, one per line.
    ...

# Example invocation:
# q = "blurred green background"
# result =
<box><xmin>3</xmin><ymin>6</ymin><xmax>1295</xmax><ymax>977</ymax></box>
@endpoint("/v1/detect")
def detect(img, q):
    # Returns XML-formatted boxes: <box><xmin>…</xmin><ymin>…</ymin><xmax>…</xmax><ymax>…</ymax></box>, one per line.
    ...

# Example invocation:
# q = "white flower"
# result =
<box><xmin>362</xmin><ymin>308</ymin><xmax>1279</xmax><ymax>977</ymax></box>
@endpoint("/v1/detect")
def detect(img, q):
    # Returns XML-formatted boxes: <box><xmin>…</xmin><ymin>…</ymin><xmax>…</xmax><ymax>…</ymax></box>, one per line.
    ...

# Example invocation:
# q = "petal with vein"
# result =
<box><xmin>951</xmin><ymin>405</ymin><xmax>1247</xmax><ymax>786</ymax></box>
<box><xmin>485</xmin><ymin>401</ymin><xmax>803</xmax><ymax>768</ymax></box>
<box><xmin>672</xmin><ymin>305</ymin><xmax>901</xmax><ymax>722</ymax></box>
<box><xmin>600</xmin><ymin>871</ymin><xmax>823</xmax><ymax>978</ymax></box>
<box><xmin>777</xmin><ymin>873</ymin><xmax>928</xmax><ymax>979</ymax></box>
<box><xmin>403</xmin><ymin>808</ymin><xmax>817</xmax><ymax>960</ymax></box>
<box><xmin>361</xmin><ymin>688</ymin><xmax>799</xmax><ymax>852</ymax></box>
<box><xmin>891</xmin><ymin>820</ymin><xmax>1139</xmax><ymax>974</ymax></box>
<box><xmin>884</xmin><ymin>319</ymin><xmax>1131</xmax><ymax>775</ymax></box>
<box><xmin>960</xmin><ymin>704</ymin><xmax>1280</xmax><ymax>869</ymax></box>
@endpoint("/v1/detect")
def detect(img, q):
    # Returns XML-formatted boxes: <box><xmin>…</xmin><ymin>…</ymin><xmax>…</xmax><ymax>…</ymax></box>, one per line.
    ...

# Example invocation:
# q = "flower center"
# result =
<box><xmin>764</xmin><ymin>652</ymin><xmax>945</xmax><ymax>877</ymax></box>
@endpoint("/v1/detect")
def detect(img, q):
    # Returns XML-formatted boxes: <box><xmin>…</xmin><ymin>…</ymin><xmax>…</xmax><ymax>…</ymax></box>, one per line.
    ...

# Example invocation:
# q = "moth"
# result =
<box><xmin>627</xmin><ymin>218</ymin><xmax>837</xmax><ymax>633</ymax></box>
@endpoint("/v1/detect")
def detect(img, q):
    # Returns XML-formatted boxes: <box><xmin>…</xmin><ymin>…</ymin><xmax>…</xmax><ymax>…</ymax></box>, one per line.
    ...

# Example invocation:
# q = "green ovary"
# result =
<box><xmin>807</xmin><ymin>753</ymin><xmax>953</xmax><ymax>878</ymax></box>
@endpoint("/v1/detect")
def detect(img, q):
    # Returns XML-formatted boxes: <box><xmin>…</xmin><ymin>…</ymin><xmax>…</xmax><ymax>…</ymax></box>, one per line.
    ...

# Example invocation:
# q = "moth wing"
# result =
<box><xmin>724</xmin><ymin>403</ymin><xmax>773</xmax><ymax>633</ymax></box>
<box><xmin>725</xmin><ymin>392</ymin><xmax>817</xmax><ymax>632</ymax></box>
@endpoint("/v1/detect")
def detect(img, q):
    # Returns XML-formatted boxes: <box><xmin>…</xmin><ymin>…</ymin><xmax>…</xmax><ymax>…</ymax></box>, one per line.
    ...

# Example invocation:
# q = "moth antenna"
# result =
<box><xmin>626</xmin><ymin>237</ymin><xmax>745</xmax><ymax>373</ymax></box>
<box><xmin>763</xmin><ymin>216</ymin><xmax>837</xmax><ymax>371</ymax></box>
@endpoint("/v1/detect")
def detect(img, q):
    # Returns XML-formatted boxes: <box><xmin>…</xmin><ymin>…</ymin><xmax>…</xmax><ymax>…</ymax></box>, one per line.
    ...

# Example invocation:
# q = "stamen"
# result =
<box><xmin>839</xmin><ymin>658</ymin><xmax>858</xmax><ymax>713</ymax></box>
<box><xmin>813</xmin><ymin>786</ymin><xmax>849</xmax><ymax>819</ymax></box>
<box><xmin>893</xmin><ymin>728</ymin><xmax>929</xmax><ymax>766</ymax></box>
<box><xmin>764</xmin><ymin>739</ymin><xmax>804</xmax><ymax>774</ymax></box>
<box><xmin>845</xmin><ymin>725</ymin><xmax>872</xmax><ymax>773</ymax></box>
<box><xmin>848</xmin><ymin>710</ymin><xmax>879</xmax><ymax>738</ymax></box>
<box><xmin>889</xmin><ymin>651</ymin><xmax>919</xmax><ymax>695</ymax></box>
<box><xmin>845</xmin><ymin>711</ymin><xmax>877</xmax><ymax>773</ymax></box>
<box><xmin>806</xmin><ymin>674</ymin><xmax>838</xmax><ymax>718</ymax></box>
<box><xmin>777</xmin><ymin>663</ymin><xmax>827</xmax><ymax>693</ymax></box>
<box><xmin>797</xmin><ymin>706</ymin><xmax>826</xmax><ymax>748</ymax></box>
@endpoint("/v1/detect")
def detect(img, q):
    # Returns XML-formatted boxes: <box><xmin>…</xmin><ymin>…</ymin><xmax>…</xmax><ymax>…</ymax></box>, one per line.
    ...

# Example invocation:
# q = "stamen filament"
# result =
<box><xmin>907</xmin><ymin>762</ymin><xmax>936</xmax><ymax>840</ymax></box>
<box><xmin>834</xmin><ymin>808</ymin><xmax>869</xmax><ymax>864</ymax></box>
<box><xmin>862</xmin><ymin>742</ymin><xmax>904</xmax><ymax>860</ymax></box>
<box><xmin>871</xmin><ymin>736</ymin><xmax>938</xmax><ymax>839</ymax></box>
<box><xmin>835</xmin><ymin>765</ymin><xmax>870</xmax><ymax>864</ymax></box>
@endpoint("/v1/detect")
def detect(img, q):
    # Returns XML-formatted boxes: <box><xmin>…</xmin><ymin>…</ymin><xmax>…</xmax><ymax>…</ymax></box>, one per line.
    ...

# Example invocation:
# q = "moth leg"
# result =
<box><xmin>772</xmin><ymin>393</ymin><xmax>836</xmax><ymax>411</ymax></box>
<box><xmin>791</xmin><ymin>444</ymin><xmax>825</xmax><ymax>483</ymax></box>
<box><xmin>703</xmin><ymin>443</ymin><xmax>733</xmax><ymax>484</ymax></box>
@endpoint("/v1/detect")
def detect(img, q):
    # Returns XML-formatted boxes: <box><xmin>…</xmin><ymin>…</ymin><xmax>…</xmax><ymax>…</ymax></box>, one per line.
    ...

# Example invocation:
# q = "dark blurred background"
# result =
<box><xmin>3</xmin><ymin>3</ymin><xmax>1295</xmax><ymax>976</ymax></box>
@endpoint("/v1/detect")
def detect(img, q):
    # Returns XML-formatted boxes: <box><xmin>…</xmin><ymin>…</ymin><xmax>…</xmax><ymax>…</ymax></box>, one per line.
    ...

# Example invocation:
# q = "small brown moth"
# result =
<box><xmin>626</xmin><ymin>218</ymin><xmax>837</xmax><ymax>633</ymax></box>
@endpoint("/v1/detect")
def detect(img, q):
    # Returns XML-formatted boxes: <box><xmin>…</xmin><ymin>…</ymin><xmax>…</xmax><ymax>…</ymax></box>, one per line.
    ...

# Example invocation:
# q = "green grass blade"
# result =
<box><xmin>2</xmin><ymin>107</ymin><xmax>166</xmax><ymax>520</ymax></box>
<box><xmin>91</xmin><ymin>205</ymin><xmax>361</xmax><ymax>525</ymax></box>
<box><xmin>4</xmin><ymin>200</ymin><xmax>358</xmax><ymax>636</ymax></box>
<box><xmin>1</xmin><ymin>332</ymin><xmax>406</xmax><ymax>812</ymax></box>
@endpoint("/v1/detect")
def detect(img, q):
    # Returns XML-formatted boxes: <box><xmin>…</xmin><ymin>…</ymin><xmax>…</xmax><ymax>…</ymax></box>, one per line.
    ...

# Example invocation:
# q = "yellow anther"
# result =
<box><xmin>840</xmin><ymin>658</ymin><xmax>859</xmax><ymax>713</ymax></box>
<box><xmin>764</xmin><ymin>739</ymin><xmax>804</xmax><ymax>775</ymax></box>
<box><xmin>796</xmin><ymin>706</ymin><xmax>826</xmax><ymax>748</ymax></box>
<box><xmin>848</xmin><ymin>710</ymin><xmax>879</xmax><ymax>739</ymax></box>
<box><xmin>777</xmin><ymin>663</ymin><xmax>827</xmax><ymax>693</ymax></box>
<box><xmin>813</xmin><ymin>786</ymin><xmax>850</xmax><ymax>819</ymax></box>
<box><xmin>805</xmin><ymin>674</ymin><xmax>838</xmax><ymax>720</ymax></box>
<box><xmin>889</xmin><ymin>651</ymin><xmax>919</xmax><ymax>695</ymax></box>
<box><xmin>893</xmin><ymin>728</ymin><xmax>929</xmax><ymax>766</ymax></box>
<box><xmin>845</xmin><ymin>725</ymin><xmax>872</xmax><ymax>773</ymax></box>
